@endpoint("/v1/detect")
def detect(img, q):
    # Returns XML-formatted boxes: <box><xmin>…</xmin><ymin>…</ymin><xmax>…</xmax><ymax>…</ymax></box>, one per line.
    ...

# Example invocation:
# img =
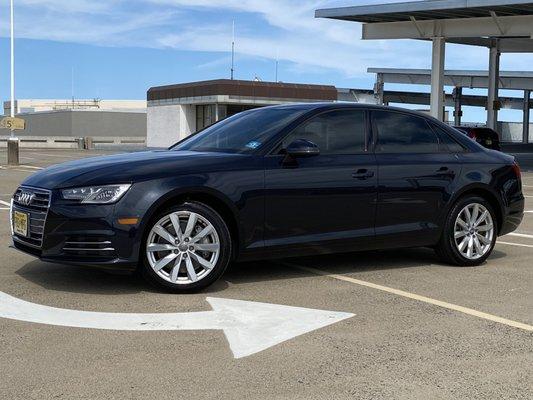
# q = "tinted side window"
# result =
<box><xmin>433</xmin><ymin>125</ymin><xmax>467</xmax><ymax>153</ymax></box>
<box><xmin>282</xmin><ymin>110</ymin><xmax>366</xmax><ymax>155</ymax></box>
<box><xmin>373</xmin><ymin>111</ymin><xmax>440</xmax><ymax>153</ymax></box>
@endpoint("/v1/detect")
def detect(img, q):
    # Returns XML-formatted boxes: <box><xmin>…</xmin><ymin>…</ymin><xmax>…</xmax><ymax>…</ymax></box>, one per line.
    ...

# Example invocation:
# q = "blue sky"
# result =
<box><xmin>0</xmin><ymin>0</ymin><xmax>532</xmax><ymax>122</ymax></box>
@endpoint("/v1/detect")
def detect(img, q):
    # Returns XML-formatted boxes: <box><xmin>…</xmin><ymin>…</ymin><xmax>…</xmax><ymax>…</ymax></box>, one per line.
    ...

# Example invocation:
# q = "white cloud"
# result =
<box><xmin>1</xmin><ymin>0</ymin><xmax>532</xmax><ymax>80</ymax></box>
<box><xmin>15</xmin><ymin>0</ymin><xmax>113</xmax><ymax>14</ymax></box>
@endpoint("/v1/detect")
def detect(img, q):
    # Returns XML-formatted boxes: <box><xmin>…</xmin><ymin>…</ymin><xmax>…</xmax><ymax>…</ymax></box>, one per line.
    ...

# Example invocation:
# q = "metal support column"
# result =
<box><xmin>374</xmin><ymin>73</ymin><xmax>384</xmax><ymax>105</ymax></box>
<box><xmin>430</xmin><ymin>37</ymin><xmax>445</xmax><ymax>121</ymax></box>
<box><xmin>487</xmin><ymin>41</ymin><xmax>501</xmax><ymax>130</ymax></box>
<box><xmin>452</xmin><ymin>86</ymin><xmax>463</xmax><ymax>126</ymax></box>
<box><xmin>523</xmin><ymin>90</ymin><xmax>531</xmax><ymax>144</ymax></box>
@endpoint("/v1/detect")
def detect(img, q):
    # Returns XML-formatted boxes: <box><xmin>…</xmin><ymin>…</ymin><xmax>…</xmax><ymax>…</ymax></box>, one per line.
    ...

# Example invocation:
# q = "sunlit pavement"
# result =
<box><xmin>0</xmin><ymin>149</ymin><xmax>532</xmax><ymax>400</ymax></box>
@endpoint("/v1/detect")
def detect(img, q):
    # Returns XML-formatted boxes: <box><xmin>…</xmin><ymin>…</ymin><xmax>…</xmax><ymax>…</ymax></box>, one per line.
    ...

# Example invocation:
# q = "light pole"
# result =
<box><xmin>230</xmin><ymin>20</ymin><xmax>235</xmax><ymax>80</ymax></box>
<box><xmin>7</xmin><ymin>0</ymin><xmax>20</xmax><ymax>165</ymax></box>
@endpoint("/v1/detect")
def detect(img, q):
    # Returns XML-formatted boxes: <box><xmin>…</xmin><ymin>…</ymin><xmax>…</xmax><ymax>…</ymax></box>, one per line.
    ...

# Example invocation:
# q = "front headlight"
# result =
<box><xmin>61</xmin><ymin>184</ymin><xmax>131</xmax><ymax>204</ymax></box>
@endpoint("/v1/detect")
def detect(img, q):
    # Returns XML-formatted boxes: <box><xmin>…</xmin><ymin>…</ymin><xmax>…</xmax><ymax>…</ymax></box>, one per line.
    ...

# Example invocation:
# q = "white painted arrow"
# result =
<box><xmin>0</xmin><ymin>291</ymin><xmax>354</xmax><ymax>358</ymax></box>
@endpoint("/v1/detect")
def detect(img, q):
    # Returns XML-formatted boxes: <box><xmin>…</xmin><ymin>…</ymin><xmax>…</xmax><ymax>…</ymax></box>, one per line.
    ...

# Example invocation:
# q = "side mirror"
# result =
<box><xmin>286</xmin><ymin>139</ymin><xmax>320</xmax><ymax>158</ymax></box>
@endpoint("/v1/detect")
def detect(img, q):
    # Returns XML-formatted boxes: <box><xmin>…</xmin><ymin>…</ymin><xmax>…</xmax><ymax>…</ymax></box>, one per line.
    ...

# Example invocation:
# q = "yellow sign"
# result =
<box><xmin>0</xmin><ymin>117</ymin><xmax>25</xmax><ymax>130</ymax></box>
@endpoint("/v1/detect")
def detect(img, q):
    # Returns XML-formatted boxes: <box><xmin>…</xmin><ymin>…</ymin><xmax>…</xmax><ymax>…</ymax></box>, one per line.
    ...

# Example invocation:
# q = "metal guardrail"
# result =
<box><xmin>0</xmin><ymin>136</ymin><xmax>146</xmax><ymax>149</ymax></box>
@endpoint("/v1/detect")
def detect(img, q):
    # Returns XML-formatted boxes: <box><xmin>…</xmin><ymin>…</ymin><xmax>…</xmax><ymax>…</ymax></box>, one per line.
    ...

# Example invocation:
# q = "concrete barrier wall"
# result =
<box><xmin>0</xmin><ymin>136</ymin><xmax>146</xmax><ymax>149</ymax></box>
<box><xmin>0</xmin><ymin>110</ymin><xmax>146</xmax><ymax>138</ymax></box>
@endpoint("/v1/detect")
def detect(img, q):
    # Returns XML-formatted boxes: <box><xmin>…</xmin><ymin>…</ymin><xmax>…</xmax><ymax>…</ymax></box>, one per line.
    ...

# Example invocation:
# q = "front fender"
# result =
<box><xmin>114</xmin><ymin>169</ymin><xmax>264</xmax><ymax>263</ymax></box>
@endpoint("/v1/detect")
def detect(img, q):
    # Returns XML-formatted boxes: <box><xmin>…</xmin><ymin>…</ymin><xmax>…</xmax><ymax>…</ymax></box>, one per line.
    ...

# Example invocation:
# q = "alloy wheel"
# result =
<box><xmin>453</xmin><ymin>203</ymin><xmax>494</xmax><ymax>260</ymax></box>
<box><xmin>146</xmin><ymin>211</ymin><xmax>220</xmax><ymax>285</ymax></box>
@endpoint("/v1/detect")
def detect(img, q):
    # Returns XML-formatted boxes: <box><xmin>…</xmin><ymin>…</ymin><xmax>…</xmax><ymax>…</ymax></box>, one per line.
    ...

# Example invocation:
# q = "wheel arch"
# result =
<box><xmin>139</xmin><ymin>187</ymin><xmax>240</xmax><ymax>259</ymax></box>
<box><xmin>449</xmin><ymin>184</ymin><xmax>504</xmax><ymax>234</ymax></box>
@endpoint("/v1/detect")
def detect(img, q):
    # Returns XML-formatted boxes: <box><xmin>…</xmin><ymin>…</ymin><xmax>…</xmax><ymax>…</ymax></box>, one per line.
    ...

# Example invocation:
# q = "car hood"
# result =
<box><xmin>21</xmin><ymin>150</ymin><xmax>248</xmax><ymax>189</ymax></box>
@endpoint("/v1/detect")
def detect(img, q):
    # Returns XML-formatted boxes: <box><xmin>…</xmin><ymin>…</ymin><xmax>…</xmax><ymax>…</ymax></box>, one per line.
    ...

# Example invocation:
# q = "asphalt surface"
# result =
<box><xmin>0</xmin><ymin>149</ymin><xmax>532</xmax><ymax>400</ymax></box>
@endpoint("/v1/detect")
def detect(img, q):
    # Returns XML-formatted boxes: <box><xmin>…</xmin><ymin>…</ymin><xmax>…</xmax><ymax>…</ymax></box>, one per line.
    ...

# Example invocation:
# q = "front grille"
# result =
<box><xmin>13</xmin><ymin>186</ymin><xmax>51</xmax><ymax>211</ymax></box>
<box><xmin>12</xmin><ymin>186</ymin><xmax>51</xmax><ymax>249</ymax></box>
<box><xmin>62</xmin><ymin>236</ymin><xmax>116</xmax><ymax>257</ymax></box>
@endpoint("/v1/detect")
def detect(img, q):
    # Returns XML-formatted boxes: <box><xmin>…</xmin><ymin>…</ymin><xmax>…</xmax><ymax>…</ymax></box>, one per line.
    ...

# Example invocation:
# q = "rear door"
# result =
<box><xmin>372</xmin><ymin>110</ymin><xmax>462</xmax><ymax>247</ymax></box>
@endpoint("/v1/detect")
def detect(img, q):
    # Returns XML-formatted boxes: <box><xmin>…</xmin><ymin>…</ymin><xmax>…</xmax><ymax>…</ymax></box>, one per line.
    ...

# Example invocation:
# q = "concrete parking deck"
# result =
<box><xmin>0</xmin><ymin>149</ymin><xmax>531</xmax><ymax>399</ymax></box>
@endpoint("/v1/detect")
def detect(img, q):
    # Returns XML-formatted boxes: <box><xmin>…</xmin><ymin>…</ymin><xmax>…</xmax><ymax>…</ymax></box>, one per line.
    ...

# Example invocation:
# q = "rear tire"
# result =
<box><xmin>435</xmin><ymin>196</ymin><xmax>497</xmax><ymax>266</ymax></box>
<box><xmin>141</xmin><ymin>201</ymin><xmax>232</xmax><ymax>293</ymax></box>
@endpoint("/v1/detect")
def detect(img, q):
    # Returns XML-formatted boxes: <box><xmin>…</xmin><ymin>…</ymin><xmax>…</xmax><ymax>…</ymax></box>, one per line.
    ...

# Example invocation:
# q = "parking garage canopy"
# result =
<box><xmin>315</xmin><ymin>0</ymin><xmax>533</xmax><ymax>138</ymax></box>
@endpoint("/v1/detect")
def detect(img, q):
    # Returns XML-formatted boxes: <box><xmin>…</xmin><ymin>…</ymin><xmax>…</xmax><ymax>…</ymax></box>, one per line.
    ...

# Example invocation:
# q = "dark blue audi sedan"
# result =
<box><xmin>10</xmin><ymin>103</ymin><xmax>524</xmax><ymax>292</ymax></box>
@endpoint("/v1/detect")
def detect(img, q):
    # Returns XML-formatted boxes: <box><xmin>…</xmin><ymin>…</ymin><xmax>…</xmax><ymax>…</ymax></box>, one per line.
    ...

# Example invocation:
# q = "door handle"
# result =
<box><xmin>352</xmin><ymin>169</ymin><xmax>375</xmax><ymax>180</ymax></box>
<box><xmin>436</xmin><ymin>166</ymin><xmax>454</xmax><ymax>176</ymax></box>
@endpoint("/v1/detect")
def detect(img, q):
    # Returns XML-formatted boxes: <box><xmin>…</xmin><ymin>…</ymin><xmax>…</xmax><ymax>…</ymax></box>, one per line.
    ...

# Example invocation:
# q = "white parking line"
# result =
<box><xmin>18</xmin><ymin>165</ymin><xmax>43</xmax><ymax>170</ymax></box>
<box><xmin>286</xmin><ymin>263</ymin><xmax>533</xmax><ymax>332</ymax></box>
<box><xmin>507</xmin><ymin>232</ymin><xmax>533</xmax><ymax>240</ymax></box>
<box><xmin>0</xmin><ymin>200</ymin><xmax>10</xmax><ymax>207</ymax></box>
<box><xmin>27</xmin><ymin>152</ymin><xmax>79</xmax><ymax>159</ymax></box>
<box><xmin>497</xmin><ymin>241</ymin><xmax>533</xmax><ymax>249</ymax></box>
<box><xmin>5</xmin><ymin>169</ymin><xmax>32</xmax><ymax>173</ymax></box>
<box><xmin>0</xmin><ymin>165</ymin><xmax>43</xmax><ymax>172</ymax></box>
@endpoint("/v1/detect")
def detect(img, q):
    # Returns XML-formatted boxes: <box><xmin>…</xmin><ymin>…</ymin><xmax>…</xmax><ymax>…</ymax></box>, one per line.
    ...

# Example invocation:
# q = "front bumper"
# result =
<box><xmin>11</xmin><ymin>186</ymin><xmax>140</xmax><ymax>272</ymax></box>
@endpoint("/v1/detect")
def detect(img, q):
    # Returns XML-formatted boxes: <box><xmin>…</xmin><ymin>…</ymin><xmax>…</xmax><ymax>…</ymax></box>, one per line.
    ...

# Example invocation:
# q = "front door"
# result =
<box><xmin>263</xmin><ymin>108</ymin><xmax>377</xmax><ymax>256</ymax></box>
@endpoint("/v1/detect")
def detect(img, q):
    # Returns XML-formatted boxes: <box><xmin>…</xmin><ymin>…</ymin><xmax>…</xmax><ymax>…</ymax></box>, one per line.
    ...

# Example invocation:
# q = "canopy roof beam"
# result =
<box><xmin>442</xmin><ymin>37</ymin><xmax>533</xmax><ymax>52</ymax></box>
<box><xmin>489</xmin><ymin>11</ymin><xmax>505</xmax><ymax>35</ymax></box>
<box><xmin>367</xmin><ymin>68</ymin><xmax>533</xmax><ymax>90</ymax></box>
<box><xmin>361</xmin><ymin>14</ymin><xmax>533</xmax><ymax>40</ymax></box>
<box><xmin>409</xmin><ymin>16</ymin><xmax>425</xmax><ymax>37</ymax></box>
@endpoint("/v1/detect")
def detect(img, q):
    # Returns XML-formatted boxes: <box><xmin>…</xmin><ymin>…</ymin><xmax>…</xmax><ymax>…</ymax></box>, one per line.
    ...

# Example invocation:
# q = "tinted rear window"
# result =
<box><xmin>373</xmin><ymin>111</ymin><xmax>440</xmax><ymax>153</ymax></box>
<box><xmin>433</xmin><ymin>125</ymin><xmax>467</xmax><ymax>152</ymax></box>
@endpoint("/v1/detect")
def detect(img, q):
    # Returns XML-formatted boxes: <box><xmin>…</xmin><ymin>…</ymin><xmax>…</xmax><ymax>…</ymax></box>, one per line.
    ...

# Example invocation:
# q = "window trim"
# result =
<box><xmin>370</xmin><ymin>109</ymin><xmax>446</xmax><ymax>155</ymax></box>
<box><xmin>266</xmin><ymin>107</ymin><xmax>371</xmax><ymax>157</ymax></box>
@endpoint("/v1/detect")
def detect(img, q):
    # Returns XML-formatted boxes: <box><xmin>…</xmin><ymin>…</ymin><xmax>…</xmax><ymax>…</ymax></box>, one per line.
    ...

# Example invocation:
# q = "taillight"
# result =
<box><xmin>468</xmin><ymin>130</ymin><xmax>477</xmax><ymax>140</ymax></box>
<box><xmin>512</xmin><ymin>162</ymin><xmax>522</xmax><ymax>182</ymax></box>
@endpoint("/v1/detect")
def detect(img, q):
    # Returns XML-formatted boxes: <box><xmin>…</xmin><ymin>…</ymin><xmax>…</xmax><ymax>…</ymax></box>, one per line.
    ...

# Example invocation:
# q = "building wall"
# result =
<box><xmin>72</xmin><ymin>112</ymin><xmax>146</xmax><ymax>138</ymax></box>
<box><xmin>0</xmin><ymin>110</ymin><xmax>146</xmax><ymax>138</ymax></box>
<box><xmin>147</xmin><ymin>104</ymin><xmax>196</xmax><ymax>147</ymax></box>
<box><xmin>498</xmin><ymin>122</ymin><xmax>533</xmax><ymax>142</ymax></box>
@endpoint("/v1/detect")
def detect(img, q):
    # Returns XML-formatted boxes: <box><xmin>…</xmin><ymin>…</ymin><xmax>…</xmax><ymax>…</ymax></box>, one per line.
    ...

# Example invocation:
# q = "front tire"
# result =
<box><xmin>435</xmin><ymin>196</ymin><xmax>497</xmax><ymax>266</ymax></box>
<box><xmin>141</xmin><ymin>202</ymin><xmax>232</xmax><ymax>293</ymax></box>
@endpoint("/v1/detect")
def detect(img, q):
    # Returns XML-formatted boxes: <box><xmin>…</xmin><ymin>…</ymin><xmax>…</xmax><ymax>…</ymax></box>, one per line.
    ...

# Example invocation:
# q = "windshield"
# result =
<box><xmin>172</xmin><ymin>107</ymin><xmax>306</xmax><ymax>154</ymax></box>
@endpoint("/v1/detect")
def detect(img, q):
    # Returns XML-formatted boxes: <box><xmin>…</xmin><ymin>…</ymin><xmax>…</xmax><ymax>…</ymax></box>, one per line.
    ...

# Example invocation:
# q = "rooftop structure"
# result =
<box><xmin>147</xmin><ymin>79</ymin><xmax>337</xmax><ymax>147</ymax></box>
<box><xmin>3</xmin><ymin>99</ymin><xmax>146</xmax><ymax>115</ymax></box>
<box><xmin>148</xmin><ymin>79</ymin><xmax>337</xmax><ymax>106</ymax></box>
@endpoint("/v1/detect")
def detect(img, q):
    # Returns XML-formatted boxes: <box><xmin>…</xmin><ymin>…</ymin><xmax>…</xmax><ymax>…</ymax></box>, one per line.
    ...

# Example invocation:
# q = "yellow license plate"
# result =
<box><xmin>13</xmin><ymin>211</ymin><xmax>29</xmax><ymax>237</ymax></box>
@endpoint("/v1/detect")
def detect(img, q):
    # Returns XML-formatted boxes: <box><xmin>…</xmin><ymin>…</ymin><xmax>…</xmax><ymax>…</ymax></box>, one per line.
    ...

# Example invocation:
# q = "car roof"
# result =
<box><xmin>261</xmin><ymin>102</ymin><xmax>438</xmax><ymax>120</ymax></box>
